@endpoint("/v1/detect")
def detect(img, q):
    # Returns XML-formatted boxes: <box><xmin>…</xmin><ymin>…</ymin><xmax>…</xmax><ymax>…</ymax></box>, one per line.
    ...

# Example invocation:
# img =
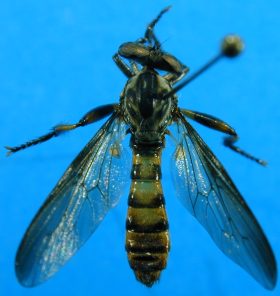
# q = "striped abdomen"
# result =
<box><xmin>126</xmin><ymin>146</ymin><xmax>170</xmax><ymax>287</ymax></box>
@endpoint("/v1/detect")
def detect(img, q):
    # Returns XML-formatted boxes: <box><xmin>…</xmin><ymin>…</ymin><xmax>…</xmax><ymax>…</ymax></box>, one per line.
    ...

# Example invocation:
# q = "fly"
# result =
<box><xmin>6</xmin><ymin>6</ymin><xmax>277</xmax><ymax>289</ymax></box>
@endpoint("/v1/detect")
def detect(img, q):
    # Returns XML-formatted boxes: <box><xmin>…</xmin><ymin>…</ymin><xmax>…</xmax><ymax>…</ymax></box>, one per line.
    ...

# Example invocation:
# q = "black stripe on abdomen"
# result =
<box><xmin>126</xmin><ymin>147</ymin><xmax>170</xmax><ymax>287</ymax></box>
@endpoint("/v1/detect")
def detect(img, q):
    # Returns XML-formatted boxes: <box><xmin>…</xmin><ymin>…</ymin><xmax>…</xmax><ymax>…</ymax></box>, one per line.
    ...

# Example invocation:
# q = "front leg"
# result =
<box><xmin>163</xmin><ymin>66</ymin><xmax>189</xmax><ymax>85</ymax></box>
<box><xmin>113</xmin><ymin>53</ymin><xmax>135</xmax><ymax>78</ymax></box>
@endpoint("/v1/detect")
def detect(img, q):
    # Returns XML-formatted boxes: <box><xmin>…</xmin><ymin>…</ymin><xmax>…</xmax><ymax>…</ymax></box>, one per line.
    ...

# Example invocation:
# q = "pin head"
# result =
<box><xmin>222</xmin><ymin>35</ymin><xmax>244</xmax><ymax>58</ymax></box>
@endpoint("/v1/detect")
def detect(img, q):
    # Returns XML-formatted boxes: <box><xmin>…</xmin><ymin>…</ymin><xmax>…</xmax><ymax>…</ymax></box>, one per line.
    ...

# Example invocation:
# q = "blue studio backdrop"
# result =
<box><xmin>0</xmin><ymin>1</ymin><xmax>279</xmax><ymax>296</ymax></box>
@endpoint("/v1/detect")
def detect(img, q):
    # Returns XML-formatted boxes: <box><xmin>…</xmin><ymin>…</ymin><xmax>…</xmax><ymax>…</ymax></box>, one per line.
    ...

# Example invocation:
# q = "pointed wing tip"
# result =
<box><xmin>16</xmin><ymin>271</ymin><xmax>48</xmax><ymax>288</ymax></box>
<box><xmin>15</xmin><ymin>261</ymin><xmax>48</xmax><ymax>288</ymax></box>
<box><xmin>264</xmin><ymin>271</ymin><xmax>277</xmax><ymax>290</ymax></box>
<box><xmin>254</xmin><ymin>257</ymin><xmax>277</xmax><ymax>290</ymax></box>
<box><xmin>16</xmin><ymin>273</ymin><xmax>39</xmax><ymax>288</ymax></box>
<box><xmin>263</xmin><ymin>253</ymin><xmax>278</xmax><ymax>290</ymax></box>
<box><xmin>263</xmin><ymin>280</ymin><xmax>277</xmax><ymax>290</ymax></box>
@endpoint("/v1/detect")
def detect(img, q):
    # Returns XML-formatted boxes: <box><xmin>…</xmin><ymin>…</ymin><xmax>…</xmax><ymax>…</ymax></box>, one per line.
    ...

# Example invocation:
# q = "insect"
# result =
<box><xmin>6</xmin><ymin>6</ymin><xmax>277</xmax><ymax>290</ymax></box>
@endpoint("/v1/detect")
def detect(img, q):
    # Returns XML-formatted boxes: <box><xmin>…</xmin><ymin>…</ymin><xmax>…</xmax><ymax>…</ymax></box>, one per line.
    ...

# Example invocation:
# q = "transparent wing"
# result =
<box><xmin>171</xmin><ymin>113</ymin><xmax>277</xmax><ymax>289</ymax></box>
<box><xmin>16</xmin><ymin>113</ymin><xmax>130</xmax><ymax>287</ymax></box>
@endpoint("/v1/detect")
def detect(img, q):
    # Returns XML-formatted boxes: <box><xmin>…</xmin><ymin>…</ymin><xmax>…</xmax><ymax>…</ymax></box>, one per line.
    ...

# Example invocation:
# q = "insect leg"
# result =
<box><xmin>180</xmin><ymin>109</ymin><xmax>237</xmax><ymax>135</ymax></box>
<box><xmin>163</xmin><ymin>66</ymin><xmax>190</xmax><ymax>85</ymax></box>
<box><xmin>113</xmin><ymin>53</ymin><xmax>134</xmax><ymax>78</ymax></box>
<box><xmin>224</xmin><ymin>136</ymin><xmax>267</xmax><ymax>166</ymax></box>
<box><xmin>5</xmin><ymin>104</ymin><xmax>116</xmax><ymax>155</ymax></box>
<box><xmin>180</xmin><ymin>109</ymin><xmax>267</xmax><ymax>166</ymax></box>
<box><xmin>130</xmin><ymin>60</ymin><xmax>140</xmax><ymax>74</ymax></box>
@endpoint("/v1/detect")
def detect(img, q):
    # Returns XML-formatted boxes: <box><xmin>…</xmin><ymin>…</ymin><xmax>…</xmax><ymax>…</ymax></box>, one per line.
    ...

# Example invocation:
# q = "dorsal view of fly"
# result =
<box><xmin>6</xmin><ymin>6</ymin><xmax>277</xmax><ymax>290</ymax></box>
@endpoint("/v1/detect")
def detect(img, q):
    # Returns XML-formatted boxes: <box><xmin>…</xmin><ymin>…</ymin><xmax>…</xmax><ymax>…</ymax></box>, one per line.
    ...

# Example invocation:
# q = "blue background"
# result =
<box><xmin>0</xmin><ymin>0</ymin><xmax>279</xmax><ymax>295</ymax></box>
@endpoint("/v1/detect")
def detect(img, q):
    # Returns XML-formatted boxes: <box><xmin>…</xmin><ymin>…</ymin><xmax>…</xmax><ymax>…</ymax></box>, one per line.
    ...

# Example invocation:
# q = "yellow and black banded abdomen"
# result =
<box><xmin>126</xmin><ymin>148</ymin><xmax>170</xmax><ymax>287</ymax></box>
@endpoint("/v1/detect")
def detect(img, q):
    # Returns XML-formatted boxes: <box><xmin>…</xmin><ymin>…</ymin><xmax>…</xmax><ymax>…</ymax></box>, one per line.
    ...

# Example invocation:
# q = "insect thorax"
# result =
<box><xmin>121</xmin><ymin>68</ymin><xmax>176</xmax><ymax>144</ymax></box>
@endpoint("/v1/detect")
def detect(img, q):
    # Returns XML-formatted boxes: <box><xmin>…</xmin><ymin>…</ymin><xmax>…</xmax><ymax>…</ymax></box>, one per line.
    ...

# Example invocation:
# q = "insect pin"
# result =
<box><xmin>6</xmin><ymin>6</ymin><xmax>277</xmax><ymax>290</ymax></box>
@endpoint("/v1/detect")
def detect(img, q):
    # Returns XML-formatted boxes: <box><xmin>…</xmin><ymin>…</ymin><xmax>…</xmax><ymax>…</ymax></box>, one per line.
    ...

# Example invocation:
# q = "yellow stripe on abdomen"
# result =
<box><xmin>126</xmin><ymin>147</ymin><xmax>170</xmax><ymax>287</ymax></box>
